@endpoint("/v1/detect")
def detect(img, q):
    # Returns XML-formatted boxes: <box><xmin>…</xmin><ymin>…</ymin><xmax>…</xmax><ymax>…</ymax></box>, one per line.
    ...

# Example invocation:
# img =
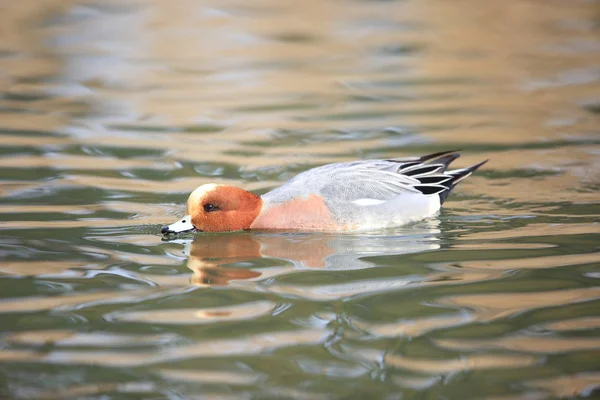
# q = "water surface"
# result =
<box><xmin>1</xmin><ymin>0</ymin><xmax>600</xmax><ymax>398</ymax></box>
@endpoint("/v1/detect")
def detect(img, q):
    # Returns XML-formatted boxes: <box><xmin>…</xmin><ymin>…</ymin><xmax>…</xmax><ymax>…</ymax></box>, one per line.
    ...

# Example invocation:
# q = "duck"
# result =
<box><xmin>161</xmin><ymin>150</ymin><xmax>487</xmax><ymax>234</ymax></box>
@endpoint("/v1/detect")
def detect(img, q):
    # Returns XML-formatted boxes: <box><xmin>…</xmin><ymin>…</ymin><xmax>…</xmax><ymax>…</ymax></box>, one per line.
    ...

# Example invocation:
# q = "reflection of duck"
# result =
<box><xmin>162</xmin><ymin>150</ymin><xmax>487</xmax><ymax>234</ymax></box>
<box><xmin>165</xmin><ymin>219</ymin><xmax>441</xmax><ymax>287</ymax></box>
<box><xmin>184</xmin><ymin>234</ymin><xmax>262</xmax><ymax>286</ymax></box>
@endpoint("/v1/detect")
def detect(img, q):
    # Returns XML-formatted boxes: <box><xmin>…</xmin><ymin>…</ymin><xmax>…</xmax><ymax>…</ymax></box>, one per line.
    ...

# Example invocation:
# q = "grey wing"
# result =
<box><xmin>319</xmin><ymin>167</ymin><xmax>421</xmax><ymax>203</ymax></box>
<box><xmin>263</xmin><ymin>150</ymin><xmax>469</xmax><ymax>205</ymax></box>
<box><xmin>263</xmin><ymin>161</ymin><xmax>421</xmax><ymax>205</ymax></box>
<box><xmin>316</xmin><ymin>150</ymin><xmax>470</xmax><ymax>202</ymax></box>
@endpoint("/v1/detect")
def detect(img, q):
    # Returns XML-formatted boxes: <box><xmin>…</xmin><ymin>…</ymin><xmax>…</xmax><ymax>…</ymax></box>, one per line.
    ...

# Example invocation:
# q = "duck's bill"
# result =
<box><xmin>161</xmin><ymin>215</ymin><xmax>198</xmax><ymax>235</ymax></box>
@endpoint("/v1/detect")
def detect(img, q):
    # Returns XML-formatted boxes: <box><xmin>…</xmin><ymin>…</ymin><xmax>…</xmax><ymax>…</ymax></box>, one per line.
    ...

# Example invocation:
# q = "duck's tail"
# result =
<box><xmin>438</xmin><ymin>158</ymin><xmax>488</xmax><ymax>204</ymax></box>
<box><xmin>391</xmin><ymin>150</ymin><xmax>488</xmax><ymax>203</ymax></box>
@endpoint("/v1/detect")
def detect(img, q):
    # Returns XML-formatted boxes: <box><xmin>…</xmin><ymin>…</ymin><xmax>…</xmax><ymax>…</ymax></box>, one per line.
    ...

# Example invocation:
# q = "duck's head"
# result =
<box><xmin>161</xmin><ymin>184</ymin><xmax>262</xmax><ymax>235</ymax></box>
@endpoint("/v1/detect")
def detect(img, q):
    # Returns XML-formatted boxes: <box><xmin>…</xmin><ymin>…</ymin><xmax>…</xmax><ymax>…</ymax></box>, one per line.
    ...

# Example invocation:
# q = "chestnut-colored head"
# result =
<box><xmin>162</xmin><ymin>184</ymin><xmax>262</xmax><ymax>234</ymax></box>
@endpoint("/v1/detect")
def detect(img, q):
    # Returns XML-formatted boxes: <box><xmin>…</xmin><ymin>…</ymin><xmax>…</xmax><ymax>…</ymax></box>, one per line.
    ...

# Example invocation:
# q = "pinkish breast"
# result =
<box><xmin>250</xmin><ymin>194</ymin><xmax>339</xmax><ymax>231</ymax></box>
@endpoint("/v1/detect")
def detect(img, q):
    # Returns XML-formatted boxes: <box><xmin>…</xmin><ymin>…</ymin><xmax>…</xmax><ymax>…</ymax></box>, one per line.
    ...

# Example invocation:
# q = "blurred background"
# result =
<box><xmin>1</xmin><ymin>0</ymin><xmax>599</xmax><ymax>398</ymax></box>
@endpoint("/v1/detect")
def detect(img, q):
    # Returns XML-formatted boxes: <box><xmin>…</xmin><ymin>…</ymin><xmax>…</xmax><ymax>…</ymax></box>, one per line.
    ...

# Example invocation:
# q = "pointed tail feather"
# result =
<box><xmin>439</xmin><ymin>159</ymin><xmax>488</xmax><ymax>204</ymax></box>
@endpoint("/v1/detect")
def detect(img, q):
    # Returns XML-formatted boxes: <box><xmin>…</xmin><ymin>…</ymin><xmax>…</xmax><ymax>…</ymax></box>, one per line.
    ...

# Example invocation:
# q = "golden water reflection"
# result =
<box><xmin>438</xmin><ymin>287</ymin><xmax>600</xmax><ymax>322</ymax></box>
<box><xmin>0</xmin><ymin>328</ymin><xmax>330</xmax><ymax>367</ymax></box>
<box><xmin>384</xmin><ymin>353</ymin><xmax>538</xmax><ymax>374</ymax></box>
<box><xmin>527</xmin><ymin>372</ymin><xmax>600</xmax><ymax>398</ymax></box>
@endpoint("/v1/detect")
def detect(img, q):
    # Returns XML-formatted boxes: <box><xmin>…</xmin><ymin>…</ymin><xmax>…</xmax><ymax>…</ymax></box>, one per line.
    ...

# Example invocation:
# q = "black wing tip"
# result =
<box><xmin>416</xmin><ymin>175</ymin><xmax>453</xmax><ymax>185</ymax></box>
<box><xmin>419</xmin><ymin>150</ymin><xmax>463</xmax><ymax>172</ymax></box>
<box><xmin>419</xmin><ymin>149</ymin><xmax>462</xmax><ymax>162</ymax></box>
<box><xmin>387</xmin><ymin>151</ymin><xmax>488</xmax><ymax>201</ymax></box>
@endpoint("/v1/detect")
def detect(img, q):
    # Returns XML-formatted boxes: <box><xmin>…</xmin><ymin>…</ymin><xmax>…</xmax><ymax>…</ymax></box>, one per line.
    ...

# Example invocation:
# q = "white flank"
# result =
<box><xmin>352</xmin><ymin>198</ymin><xmax>386</xmax><ymax>206</ymax></box>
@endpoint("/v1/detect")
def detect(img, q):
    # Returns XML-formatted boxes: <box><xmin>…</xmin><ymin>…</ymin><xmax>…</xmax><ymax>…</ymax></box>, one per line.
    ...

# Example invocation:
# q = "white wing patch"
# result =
<box><xmin>352</xmin><ymin>198</ymin><xmax>387</xmax><ymax>206</ymax></box>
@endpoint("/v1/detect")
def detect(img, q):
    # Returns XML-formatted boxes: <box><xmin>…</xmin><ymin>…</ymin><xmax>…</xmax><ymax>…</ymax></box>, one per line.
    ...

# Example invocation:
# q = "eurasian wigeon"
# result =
<box><xmin>161</xmin><ymin>150</ymin><xmax>487</xmax><ymax>234</ymax></box>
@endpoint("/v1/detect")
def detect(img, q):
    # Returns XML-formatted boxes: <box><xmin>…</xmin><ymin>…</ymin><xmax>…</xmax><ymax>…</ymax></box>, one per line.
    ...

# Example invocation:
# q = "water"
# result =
<box><xmin>1</xmin><ymin>0</ymin><xmax>599</xmax><ymax>398</ymax></box>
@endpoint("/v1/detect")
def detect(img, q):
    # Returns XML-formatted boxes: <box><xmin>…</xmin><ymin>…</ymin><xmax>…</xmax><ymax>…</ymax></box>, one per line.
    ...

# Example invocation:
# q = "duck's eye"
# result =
<box><xmin>203</xmin><ymin>203</ymin><xmax>219</xmax><ymax>212</ymax></box>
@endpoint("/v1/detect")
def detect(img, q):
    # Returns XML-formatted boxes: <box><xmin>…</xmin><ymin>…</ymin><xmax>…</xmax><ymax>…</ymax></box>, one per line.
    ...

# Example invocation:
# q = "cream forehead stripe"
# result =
<box><xmin>187</xmin><ymin>184</ymin><xmax>222</xmax><ymax>208</ymax></box>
